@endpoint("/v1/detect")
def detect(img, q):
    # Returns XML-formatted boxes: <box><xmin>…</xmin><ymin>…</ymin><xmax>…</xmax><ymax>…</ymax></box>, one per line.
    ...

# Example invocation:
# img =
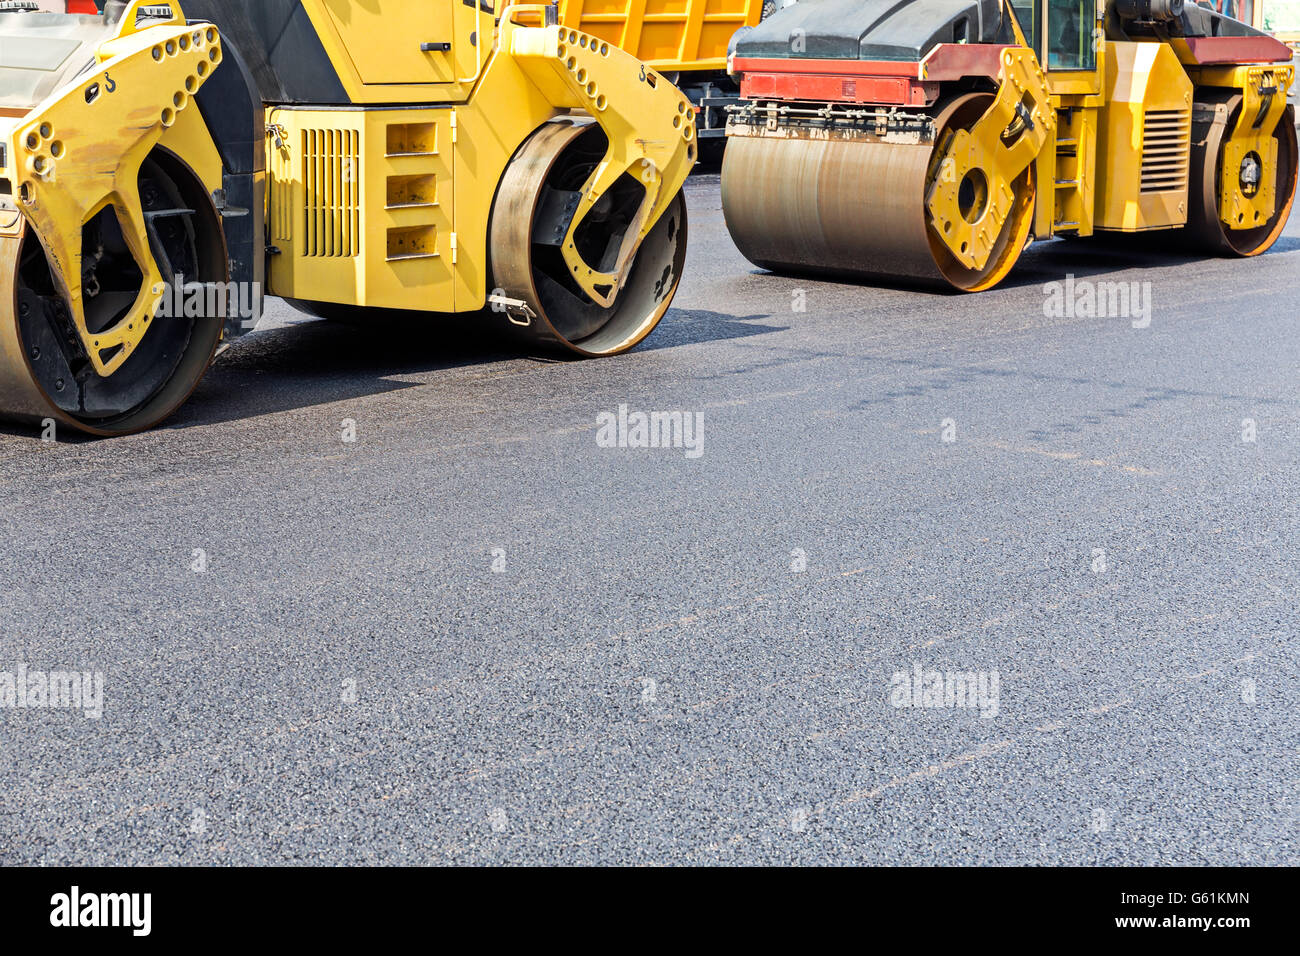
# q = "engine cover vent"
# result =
<box><xmin>301</xmin><ymin>128</ymin><xmax>360</xmax><ymax>258</ymax></box>
<box><xmin>1141</xmin><ymin>109</ymin><xmax>1191</xmax><ymax>194</ymax></box>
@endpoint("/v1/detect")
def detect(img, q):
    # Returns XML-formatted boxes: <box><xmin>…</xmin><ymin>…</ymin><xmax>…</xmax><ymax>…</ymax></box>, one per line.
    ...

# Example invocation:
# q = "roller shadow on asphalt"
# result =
<box><xmin>147</xmin><ymin>306</ymin><xmax>784</xmax><ymax>431</ymax></box>
<box><xmin>631</xmin><ymin>309</ymin><xmax>783</xmax><ymax>352</ymax></box>
<box><xmin>738</xmin><ymin>234</ymin><xmax>1300</xmax><ymax>296</ymax></box>
<box><xmin>1002</xmin><ymin>234</ymin><xmax>1300</xmax><ymax>291</ymax></box>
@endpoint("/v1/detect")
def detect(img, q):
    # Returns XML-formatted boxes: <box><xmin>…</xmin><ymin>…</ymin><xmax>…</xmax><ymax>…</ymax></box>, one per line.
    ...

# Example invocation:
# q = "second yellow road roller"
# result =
<box><xmin>721</xmin><ymin>0</ymin><xmax>1298</xmax><ymax>290</ymax></box>
<box><xmin>0</xmin><ymin>0</ymin><xmax>696</xmax><ymax>435</ymax></box>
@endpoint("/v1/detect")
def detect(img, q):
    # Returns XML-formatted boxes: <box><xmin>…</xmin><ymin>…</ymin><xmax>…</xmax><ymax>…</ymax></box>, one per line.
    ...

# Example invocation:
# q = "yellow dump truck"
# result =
<box><xmin>0</xmin><ymin>0</ymin><xmax>696</xmax><ymax>435</ymax></box>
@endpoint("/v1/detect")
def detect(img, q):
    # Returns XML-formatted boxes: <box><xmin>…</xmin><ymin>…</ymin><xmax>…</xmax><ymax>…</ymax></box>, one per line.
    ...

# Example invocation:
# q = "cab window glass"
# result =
<box><xmin>1047</xmin><ymin>0</ymin><xmax>1097</xmax><ymax>71</ymax></box>
<box><xmin>1010</xmin><ymin>0</ymin><xmax>1042</xmax><ymax>60</ymax></box>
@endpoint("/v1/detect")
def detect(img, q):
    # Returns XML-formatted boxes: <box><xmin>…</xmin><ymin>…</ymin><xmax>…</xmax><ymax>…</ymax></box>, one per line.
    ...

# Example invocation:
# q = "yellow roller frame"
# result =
<box><xmin>4</xmin><ymin>1</ymin><xmax>220</xmax><ymax>377</ymax></box>
<box><xmin>1219</xmin><ymin>65</ymin><xmax>1292</xmax><ymax>231</ymax></box>
<box><xmin>508</xmin><ymin>11</ymin><xmax>695</xmax><ymax>306</ymax></box>
<box><xmin>925</xmin><ymin>47</ymin><xmax>1053</xmax><ymax>271</ymax></box>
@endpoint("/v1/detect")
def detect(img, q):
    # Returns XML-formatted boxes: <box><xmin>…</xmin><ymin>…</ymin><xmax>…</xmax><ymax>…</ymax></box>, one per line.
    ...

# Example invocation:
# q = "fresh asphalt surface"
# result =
<box><xmin>1</xmin><ymin>167</ymin><xmax>1297</xmax><ymax>866</ymax></box>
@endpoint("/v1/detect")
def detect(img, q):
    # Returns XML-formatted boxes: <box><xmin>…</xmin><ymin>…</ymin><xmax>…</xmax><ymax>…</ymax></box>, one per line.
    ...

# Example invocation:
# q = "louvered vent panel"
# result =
<box><xmin>271</xmin><ymin>139</ymin><xmax>293</xmax><ymax>244</ymax></box>
<box><xmin>1141</xmin><ymin>110</ymin><xmax>1191</xmax><ymax>194</ymax></box>
<box><xmin>301</xmin><ymin>129</ymin><xmax>360</xmax><ymax>257</ymax></box>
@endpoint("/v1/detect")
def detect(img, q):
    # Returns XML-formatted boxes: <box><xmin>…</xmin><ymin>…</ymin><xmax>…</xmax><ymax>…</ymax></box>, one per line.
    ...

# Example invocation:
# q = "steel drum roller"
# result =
<box><xmin>721</xmin><ymin>94</ymin><xmax>1037</xmax><ymax>292</ymax></box>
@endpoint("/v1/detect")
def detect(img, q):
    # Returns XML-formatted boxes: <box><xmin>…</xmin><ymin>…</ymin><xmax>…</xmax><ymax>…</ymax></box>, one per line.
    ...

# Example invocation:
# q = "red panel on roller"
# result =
<box><xmin>732</xmin><ymin>44</ymin><xmax>1013</xmax><ymax>91</ymax></box>
<box><xmin>922</xmin><ymin>44</ymin><xmax>1013</xmax><ymax>80</ymax></box>
<box><xmin>1183</xmin><ymin>35</ymin><xmax>1293</xmax><ymax>65</ymax></box>
<box><xmin>741</xmin><ymin>71</ymin><xmax>939</xmax><ymax>106</ymax></box>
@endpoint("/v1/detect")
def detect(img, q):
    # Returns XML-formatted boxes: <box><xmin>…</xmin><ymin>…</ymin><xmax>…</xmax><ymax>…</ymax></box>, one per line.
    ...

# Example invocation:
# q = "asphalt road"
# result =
<box><xmin>1</xmin><ymin>169</ymin><xmax>1297</xmax><ymax>865</ymax></box>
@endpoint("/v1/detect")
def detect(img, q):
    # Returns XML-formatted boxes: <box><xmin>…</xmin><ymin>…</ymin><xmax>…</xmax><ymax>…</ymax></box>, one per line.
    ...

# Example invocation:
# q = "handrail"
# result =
<box><xmin>457</xmin><ymin>0</ymin><xmax>496</xmax><ymax>85</ymax></box>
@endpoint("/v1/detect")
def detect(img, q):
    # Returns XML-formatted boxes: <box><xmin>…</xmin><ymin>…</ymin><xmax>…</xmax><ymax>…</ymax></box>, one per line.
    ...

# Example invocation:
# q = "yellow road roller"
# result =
<box><xmin>0</xmin><ymin>0</ymin><xmax>696</xmax><ymax>435</ymax></box>
<box><xmin>721</xmin><ymin>0</ymin><xmax>1298</xmax><ymax>291</ymax></box>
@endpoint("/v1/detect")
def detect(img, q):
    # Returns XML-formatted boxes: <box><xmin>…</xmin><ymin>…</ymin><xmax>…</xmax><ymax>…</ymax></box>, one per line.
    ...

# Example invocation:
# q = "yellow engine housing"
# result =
<box><xmin>261</xmin><ymin>4</ymin><xmax>697</xmax><ymax>314</ymax></box>
<box><xmin>267</xmin><ymin>108</ymin><xmax>457</xmax><ymax>311</ymax></box>
<box><xmin>1096</xmin><ymin>42</ymin><xmax>1195</xmax><ymax>233</ymax></box>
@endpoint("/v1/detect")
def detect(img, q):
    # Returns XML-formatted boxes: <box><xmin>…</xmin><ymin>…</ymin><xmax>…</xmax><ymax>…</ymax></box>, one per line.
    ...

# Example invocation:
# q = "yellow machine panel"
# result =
<box><xmin>294</xmin><ymin>0</ymin><xmax>492</xmax><ymax>104</ymax></box>
<box><xmin>268</xmin><ymin>108</ymin><xmax>456</xmax><ymax>311</ymax></box>
<box><xmin>1096</xmin><ymin>41</ymin><xmax>1194</xmax><ymax>232</ymax></box>
<box><xmin>557</xmin><ymin>0</ymin><xmax>762</xmax><ymax>71</ymax></box>
<box><xmin>319</xmin><ymin>0</ymin><xmax>458</xmax><ymax>85</ymax></box>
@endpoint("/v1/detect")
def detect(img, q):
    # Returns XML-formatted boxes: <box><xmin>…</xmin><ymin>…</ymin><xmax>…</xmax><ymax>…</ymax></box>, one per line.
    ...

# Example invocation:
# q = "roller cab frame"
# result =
<box><xmin>0</xmin><ymin>0</ymin><xmax>697</xmax><ymax>435</ymax></box>
<box><xmin>721</xmin><ymin>0</ymin><xmax>1298</xmax><ymax>291</ymax></box>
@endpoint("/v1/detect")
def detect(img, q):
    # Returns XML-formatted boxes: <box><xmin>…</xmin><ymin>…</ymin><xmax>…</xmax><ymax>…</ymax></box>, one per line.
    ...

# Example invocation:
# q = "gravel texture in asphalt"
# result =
<box><xmin>0</xmin><ymin>170</ymin><xmax>1296</xmax><ymax>865</ymax></box>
